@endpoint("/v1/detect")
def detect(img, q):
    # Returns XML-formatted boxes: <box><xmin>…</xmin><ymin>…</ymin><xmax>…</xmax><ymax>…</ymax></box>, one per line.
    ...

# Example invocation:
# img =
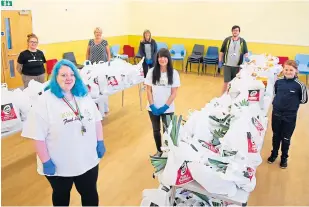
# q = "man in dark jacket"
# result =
<box><xmin>219</xmin><ymin>25</ymin><xmax>249</xmax><ymax>93</ymax></box>
<box><xmin>139</xmin><ymin>30</ymin><xmax>157</xmax><ymax>78</ymax></box>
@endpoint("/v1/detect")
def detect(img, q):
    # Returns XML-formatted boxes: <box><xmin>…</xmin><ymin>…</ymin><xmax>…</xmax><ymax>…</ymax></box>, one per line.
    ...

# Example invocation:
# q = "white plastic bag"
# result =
<box><xmin>1</xmin><ymin>90</ymin><xmax>22</xmax><ymax>133</ymax></box>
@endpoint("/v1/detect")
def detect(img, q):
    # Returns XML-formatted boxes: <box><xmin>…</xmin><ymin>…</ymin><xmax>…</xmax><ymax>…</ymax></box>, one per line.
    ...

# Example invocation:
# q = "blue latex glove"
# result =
<box><xmin>97</xmin><ymin>140</ymin><xmax>106</xmax><ymax>159</ymax></box>
<box><xmin>43</xmin><ymin>159</ymin><xmax>56</xmax><ymax>176</ymax></box>
<box><xmin>146</xmin><ymin>59</ymin><xmax>153</xmax><ymax>65</ymax></box>
<box><xmin>218</xmin><ymin>61</ymin><xmax>223</xmax><ymax>68</ymax></box>
<box><xmin>158</xmin><ymin>104</ymin><xmax>169</xmax><ymax>115</ymax></box>
<box><xmin>244</xmin><ymin>56</ymin><xmax>250</xmax><ymax>62</ymax></box>
<box><xmin>150</xmin><ymin>104</ymin><xmax>159</xmax><ymax>116</ymax></box>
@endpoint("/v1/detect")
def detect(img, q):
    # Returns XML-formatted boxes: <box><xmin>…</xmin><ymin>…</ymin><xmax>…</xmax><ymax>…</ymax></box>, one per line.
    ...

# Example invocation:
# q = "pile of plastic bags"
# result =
<box><xmin>1</xmin><ymin>80</ymin><xmax>48</xmax><ymax>133</ymax></box>
<box><xmin>142</xmin><ymin>54</ymin><xmax>282</xmax><ymax>206</ymax></box>
<box><xmin>1</xmin><ymin>58</ymin><xmax>145</xmax><ymax>134</ymax></box>
<box><xmin>81</xmin><ymin>58</ymin><xmax>144</xmax><ymax>99</ymax></box>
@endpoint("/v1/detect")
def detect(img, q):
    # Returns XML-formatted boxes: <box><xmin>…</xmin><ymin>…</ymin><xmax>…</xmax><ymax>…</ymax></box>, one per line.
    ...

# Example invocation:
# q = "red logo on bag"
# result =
<box><xmin>1</xmin><ymin>103</ymin><xmax>17</xmax><ymax>121</ymax></box>
<box><xmin>251</xmin><ymin>117</ymin><xmax>264</xmax><ymax>136</ymax></box>
<box><xmin>198</xmin><ymin>140</ymin><xmax>219</xmax><ymax>153</ymax></box>
<box><xmin>176</xmin><ymin>162</ymin><xmax>194</xmax><ymax>185</ymax></box>
<box><xmin>243</xmin><ymin>167</ymin><xmax>255</xmax><ymax>181</ymax></box>
<box><xmin>248</xmin><ymin>90</ymin><xmax>260</xmax><ymax>101</ymax></box>
<box><xmin>107</xmin><ymin>76</ymin><xmax>119</xmax><ymax>86</ymax></box>
<box><xmin>247</xmin><ymin>132</ymin><xmax>258</xmax><ymax>153</ymax></box>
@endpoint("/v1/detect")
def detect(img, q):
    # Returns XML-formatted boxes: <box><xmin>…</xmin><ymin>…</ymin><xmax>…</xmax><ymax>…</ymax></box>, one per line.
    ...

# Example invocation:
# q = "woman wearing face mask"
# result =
<box><xmin>139</xmin><ymin>29</ymin><xmax>157</xmax><ymax>78</ymax></box>
<box><xmin>86</xmin><ymin>27</ymin><xmax>111</xmax><ymax>64</ymax></box>
<box><xmin>17</xmin><ymin>33</ymin><xmax>46</xmax><ymax>88</ymax></box>
<box><xmin>145</xmin><ymin>48</ymin><xmax>181</xmax><ymax>157</ymax></box>
<box><xmin>21</xmin><ymin>59</ymin><xmax>106</xmax><ymax>206</ymax></box>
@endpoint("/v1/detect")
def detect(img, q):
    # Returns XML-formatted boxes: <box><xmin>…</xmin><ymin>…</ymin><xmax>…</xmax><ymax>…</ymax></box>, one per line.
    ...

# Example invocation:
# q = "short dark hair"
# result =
<box><xmin>231</xmin><ymin>25</ymin><xmax>240</xmax><ymax>32</ymax></box>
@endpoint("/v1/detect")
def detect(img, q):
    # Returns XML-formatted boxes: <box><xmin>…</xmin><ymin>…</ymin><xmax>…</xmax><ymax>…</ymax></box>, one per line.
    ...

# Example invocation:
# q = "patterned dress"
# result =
<box><xmin>88</xmin><ymin>39</ymin><xmax>109</xmax><ymax>63</ymax></box>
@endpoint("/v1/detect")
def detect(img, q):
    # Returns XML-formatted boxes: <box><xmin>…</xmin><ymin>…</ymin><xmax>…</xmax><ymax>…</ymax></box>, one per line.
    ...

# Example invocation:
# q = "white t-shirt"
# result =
<box><xmin>21</xmin><ymin>90</ymin><xmax>102</xmax><ymax>177</ymax></box>
<box><xmin>145</xmin><ymin>68</ymin><xmax>181</xmax><ymax>114</ymax></box>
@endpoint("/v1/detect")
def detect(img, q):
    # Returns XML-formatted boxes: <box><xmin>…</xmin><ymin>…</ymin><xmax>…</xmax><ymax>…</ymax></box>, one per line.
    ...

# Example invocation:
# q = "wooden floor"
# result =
<box><xmin>1</xmin><ymin>71</ymin><xmax>309</xmax><ymax>206</ymax></box>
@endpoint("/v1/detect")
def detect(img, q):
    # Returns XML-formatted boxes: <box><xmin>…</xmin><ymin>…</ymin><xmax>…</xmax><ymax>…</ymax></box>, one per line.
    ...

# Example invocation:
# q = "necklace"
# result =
<box><xmin>29</xmin><ymin>51</ymin><xmax>36</xmax><ymax>60</ymax></box>
<box><xmin>62</xmin><ymin>97</ymin><xmax>86</xmax><ymax>136</ymax></box>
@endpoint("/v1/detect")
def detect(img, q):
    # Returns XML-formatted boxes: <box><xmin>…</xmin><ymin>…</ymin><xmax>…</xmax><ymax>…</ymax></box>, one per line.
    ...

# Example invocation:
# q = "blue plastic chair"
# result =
<box><xmin>202</xmin><ymin>46</ymin><xmax>219</xmax><ymax>76</ymax></box>
<box><xmin>111</xmin><ymin>45</ymin><xmax>128</xmax><ymax>60</ymax></box>
<box><xmin>156</xmin><ymin>42</ymin><xmax>168</xmax><ymax>51</ymax></box>
<box><xmin>296</xmin><ymin>54</ymin><xmax>309</xmax><ymax>86</ymax></box>
<box><xmin>170</xmin><ymin>44</ymin><xmax>186</xmax><ymax>70</ymax></box>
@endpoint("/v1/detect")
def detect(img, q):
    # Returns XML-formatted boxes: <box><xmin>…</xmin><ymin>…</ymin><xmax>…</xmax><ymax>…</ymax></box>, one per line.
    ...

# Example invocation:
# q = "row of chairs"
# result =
<box><xmin>110</xmin><ymin>43</ymin><xmax>221</xmax><ymax>76</ymax></box>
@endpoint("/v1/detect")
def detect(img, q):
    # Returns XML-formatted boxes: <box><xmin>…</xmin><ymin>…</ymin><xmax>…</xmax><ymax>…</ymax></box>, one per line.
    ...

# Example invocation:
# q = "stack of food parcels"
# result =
<box><xmin>80</xmin><ymin>58</ymin><xmax>144</xmax><ymax>116</ymax></box>
<box><xmin>141</xmin><ymin>54</ymin><xmax>282</xmax><ymax>206</ymax></box>
<box><xmin>81</xmin><ymin>58</ymin><xmax>145</xmax><ymax>99</ymax></box>
<box><xmin>1</xmin><ymin>58</ymin><xmax>144</xmax><ymax>134</ymax></box>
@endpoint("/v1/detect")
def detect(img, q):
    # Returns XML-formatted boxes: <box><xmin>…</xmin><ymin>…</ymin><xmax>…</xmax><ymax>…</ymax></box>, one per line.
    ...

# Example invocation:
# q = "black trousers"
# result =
<box><xmin>271</xmin><ymin>110</ymin><xmax>297</xmax><ymax>159</ymax></box>
<box><xmin>142</xmin><ymin>61</ymin><xmax>153</xmax><ymax>78</ymax></box>
<box><xmin>46</xmin><ymin>165</ymin><xmax>99</xmax><ymax>206</ymax></box>
<box><xmin>148</xmin><ymin>111</ymin><xmax>174</xmax><ymax>152</ymax></box>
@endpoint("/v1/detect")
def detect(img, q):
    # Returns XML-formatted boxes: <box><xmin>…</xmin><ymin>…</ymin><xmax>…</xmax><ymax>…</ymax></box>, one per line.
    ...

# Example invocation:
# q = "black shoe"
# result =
<box><xmin>267</xmin><ymin>155</ymin><xmax>277</xmax><ymax>164</ymax></box>
<box><xmin>280</xmin><ymin>158</ymin><xmax>288</xmax><ymax>169</ymax></box>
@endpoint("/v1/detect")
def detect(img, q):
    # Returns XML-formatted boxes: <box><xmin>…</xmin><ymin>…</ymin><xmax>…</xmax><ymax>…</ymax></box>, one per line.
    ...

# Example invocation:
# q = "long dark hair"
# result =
<box><xmin>152</xmin><ymin>48</ymin><xmax>174</xmax><ymax>85</ymax></box>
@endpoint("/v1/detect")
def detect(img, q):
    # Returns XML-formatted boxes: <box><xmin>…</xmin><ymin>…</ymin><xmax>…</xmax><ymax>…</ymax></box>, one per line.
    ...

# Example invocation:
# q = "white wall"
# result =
<box><xmin>3</xmin><ymin>0</ymin><xmax>309</xmax><ymax>46</ymax></box>
<box><xmin>4</xmin><ymin>0</ymin><xmax>129</xmax><ymax>44</ymax></box>
<box><xmin>128</xmin><ymin>0</ymin><xmax>309</xmax><ymax>46</ymax></box>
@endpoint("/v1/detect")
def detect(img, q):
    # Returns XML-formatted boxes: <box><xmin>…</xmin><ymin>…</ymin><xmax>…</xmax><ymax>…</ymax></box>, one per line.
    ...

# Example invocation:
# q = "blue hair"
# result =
<box><xmin>46</xmin><ymin>59</ymin><xmax>88</xmax><ymax>98</ymax></box>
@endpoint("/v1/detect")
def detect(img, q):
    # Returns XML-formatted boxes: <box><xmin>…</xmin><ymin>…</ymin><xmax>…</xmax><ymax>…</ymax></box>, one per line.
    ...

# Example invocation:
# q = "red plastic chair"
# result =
<box><xmin>46</xmin><ymin>59</ymin><xmax>58</xmax><ymax>79</ymax></box>
<box><xmin>277</xmin><ymin>56</ymin><xmax>289</xmax><ymax>65</ymax></box>
<box><xmin>123</xmin><ymin>45</ymin><xmax>135</xmax><ymax>63</ymax></box>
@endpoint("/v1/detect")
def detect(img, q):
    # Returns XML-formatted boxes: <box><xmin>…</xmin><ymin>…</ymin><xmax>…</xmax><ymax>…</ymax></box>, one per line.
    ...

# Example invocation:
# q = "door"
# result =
<box><xmin>1</xmin><ymin>10</ymin><xmax>33</xmax><ymax>89</ymax></box>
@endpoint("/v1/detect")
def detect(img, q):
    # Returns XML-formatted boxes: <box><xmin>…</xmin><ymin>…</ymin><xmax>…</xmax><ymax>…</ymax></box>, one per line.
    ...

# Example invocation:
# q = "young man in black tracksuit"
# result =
<box><xmin>268</xmin><ymin>60</ymin><xmax>308</xmax><ymax>169</ymax></box>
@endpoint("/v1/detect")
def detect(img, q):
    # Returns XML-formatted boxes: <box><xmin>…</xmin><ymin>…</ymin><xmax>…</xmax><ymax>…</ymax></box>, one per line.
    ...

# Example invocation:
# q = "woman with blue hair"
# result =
<box><xmin>22</xmin><ymin>59</ymin><xmax>106</xmax><ymax>206</ymax></box>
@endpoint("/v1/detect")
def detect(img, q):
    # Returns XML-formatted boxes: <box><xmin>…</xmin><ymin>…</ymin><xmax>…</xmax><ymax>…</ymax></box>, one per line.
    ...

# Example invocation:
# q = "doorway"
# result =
<box><xmin>1</xmin><ymin>10</ymin><xmax>33</xmax><ymax>89</ymax></box>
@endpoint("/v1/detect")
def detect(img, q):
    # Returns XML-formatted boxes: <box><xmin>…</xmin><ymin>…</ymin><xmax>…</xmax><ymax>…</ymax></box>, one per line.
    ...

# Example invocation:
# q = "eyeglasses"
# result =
<box><xmin>30</xmin><ymin>41</ymin><xmax>38</xmax><ymax>44</ymax></box>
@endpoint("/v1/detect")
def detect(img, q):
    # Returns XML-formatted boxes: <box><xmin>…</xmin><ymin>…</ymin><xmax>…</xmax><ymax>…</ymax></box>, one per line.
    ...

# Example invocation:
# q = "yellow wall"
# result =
<box><xmin>39</xmin><ymin>35</ymin><xmax>129</xmax><ymax>64</ymax></box>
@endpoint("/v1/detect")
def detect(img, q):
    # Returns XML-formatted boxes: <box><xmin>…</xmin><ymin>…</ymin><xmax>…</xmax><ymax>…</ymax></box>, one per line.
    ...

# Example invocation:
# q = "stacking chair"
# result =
<box><xmin>123</xmin><ymin>45</ymin><xmax>135</xmax><ymax>63</ymax></box>
<box><xmin>185</xmin><ymin>44</ymin><xmax>205</xmax><ymax>75</ymax></box>
<box><xmin>295</xmin><ymin>54</ymin><xmax>309</xmax><ymax>86</ymax></box>
<box><xmin>156</xmin><ymin>42</ymin><xmax>168</xmax><ymax>51</ymax></box>
<box><xmin>277</xmin><ymin>56</ymin><xmax>289</xmax><ymax>65</ymax></box>
<box><xmin>111</xmin><ymin>45</ymin><xmax>128</xmax><ymax>60</ymax></box>
<box><xmin>170</xmin><ymin>44</ymin><xmax>186</xmax><ymax>70</ymax></box>
<box><xmin>63</xmin><ymin>52</ymin><xmax>83</xmax><ymax>69</ymax></box>
<box><xmin>46</xmin><ymin>59</ymin><xmax>57</xmax><ymax>80</ymax></box>
<box><xmin>202</xmin><ymin>46</ymin><xmax>219</xmax><ymax>76</ymax></box>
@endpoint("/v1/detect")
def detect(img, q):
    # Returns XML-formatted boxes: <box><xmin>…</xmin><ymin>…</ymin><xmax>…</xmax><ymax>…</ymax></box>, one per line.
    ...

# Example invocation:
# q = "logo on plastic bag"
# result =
<box><xmin>107</xmin><ymin>76</ymin><xmax>119</xmax><ymax>86</ymax></box>
<box><xmin>248</xmin><ymin>89</ymin><xmax>260</xmax><ymax>101</ymax></box>
<box><xmin>198</xmin><ymin>139</ymin><xmax>219</xmax><ymax>154</ymax></box>
<box><xmin>251</xmin><ymin>117</ymin><xmax>264</xmax><ymax>135</ymax></box>
<box><xmin>1</xmin><ymin>103</ymin><xmax>17</xmax><ymax>121</ymax></box>
<box><xmin>176</xmin><ymin>161</ymin><xmax>194</xmax><ymax>185</ymax></box>
<box><xmin>243</xmin><ymin>167</ymin><xmax>255</xmax><ymax>181</ymax></box>
<box><xmin>247</xmin><ymin>132</ymin><xmax>258</xmax><ymax>153</ymax></box>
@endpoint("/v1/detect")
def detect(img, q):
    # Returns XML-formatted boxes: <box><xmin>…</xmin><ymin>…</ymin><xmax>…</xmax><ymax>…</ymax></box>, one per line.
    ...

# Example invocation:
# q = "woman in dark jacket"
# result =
<box><xmin>139</xmin><ymin>30</ymin><xmax>157</xmax><ymax>78</ymax></box>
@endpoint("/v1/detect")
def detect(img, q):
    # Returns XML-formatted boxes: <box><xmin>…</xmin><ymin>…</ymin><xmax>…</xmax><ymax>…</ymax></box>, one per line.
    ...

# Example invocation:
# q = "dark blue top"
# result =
<box><xmin>272</xmin><ymin>76</ymin><xmax>308</xmax><ymax>114</ymax></box>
